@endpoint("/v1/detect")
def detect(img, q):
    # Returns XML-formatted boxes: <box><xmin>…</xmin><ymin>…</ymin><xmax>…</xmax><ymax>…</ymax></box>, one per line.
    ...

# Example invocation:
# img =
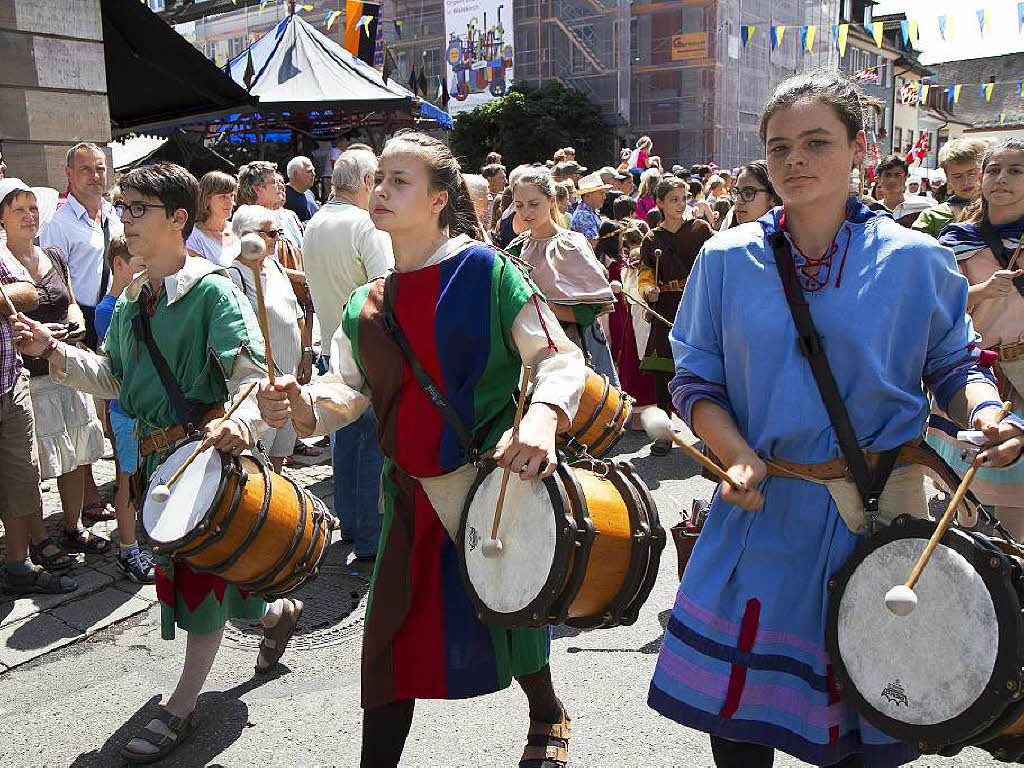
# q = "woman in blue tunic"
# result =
<box><xmin>648</xmin><ymin>70</ymin><xmax>1024</xmax><ymax>767</ymax></box>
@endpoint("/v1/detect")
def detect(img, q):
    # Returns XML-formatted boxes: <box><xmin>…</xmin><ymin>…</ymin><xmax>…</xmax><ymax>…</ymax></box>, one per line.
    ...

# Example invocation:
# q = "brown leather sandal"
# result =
<box><xmin>255</xmin><ymin>598</ymin><xmax>303</xmax><ymax>673</ymax></box>
<box><xmin>120</xmin><ymin>706</ymin><xmax>198</xmax><ymax>764</ymax></box>
<box><xmin>520</xmin><ymin>702</ymin><xmax>572</xmax><ymax>767</ymax></box>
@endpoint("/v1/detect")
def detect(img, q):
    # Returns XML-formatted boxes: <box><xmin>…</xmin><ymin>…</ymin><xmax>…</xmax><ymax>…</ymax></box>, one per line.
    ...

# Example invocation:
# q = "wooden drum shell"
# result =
<box><xmin>559</xmin><ymin>369</ymin><xmax>633</xmax><ymax>458</ymax></box>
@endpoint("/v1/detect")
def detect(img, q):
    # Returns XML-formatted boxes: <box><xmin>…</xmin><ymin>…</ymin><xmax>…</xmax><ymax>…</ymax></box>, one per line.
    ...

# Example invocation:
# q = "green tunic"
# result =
<box><xmin>104</xmin><ymin>263</ymin><xmax>269</xmax><ymax>639</ymax></box>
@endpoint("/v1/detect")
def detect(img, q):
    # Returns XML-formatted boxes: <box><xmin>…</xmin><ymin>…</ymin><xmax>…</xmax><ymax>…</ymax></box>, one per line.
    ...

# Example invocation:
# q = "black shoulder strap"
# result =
<box><xmin>769</xmin><ymin>231</ymin><xmax>900</xmax><ymax>520</ymax></box>
<box><xmin>380</xmin><ymin>273</ymin><xmax>480</xmax><ymax>462</ymax></box>
<box><xmin>131</xmin><ymin>295</ymin><xmax>207</xmax><ymax>428</ymax></box>
<box><xmin>95</xmin><ymin>217</ymin><xmax>111</xmax><ymax>307</ymax></box>
<box><xmin>979</xmin><ymin>219</ymin><xmax>1024</xmax><ymax>297</ymax></box>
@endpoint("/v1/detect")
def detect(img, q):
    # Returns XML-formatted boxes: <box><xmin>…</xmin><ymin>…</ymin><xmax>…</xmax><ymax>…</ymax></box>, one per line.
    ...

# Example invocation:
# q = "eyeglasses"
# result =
<box><xmin>256</xmin><ymin>229</ymin><xmax>284</xmax><ymax>239</ymax></box>
<box><xmin>114</xmin><ymin>201</ymin><xmax>166</xmax><ymax>219</ymax></box>
<box><xmin>736</xmin><ymin>186</ymin><xmax>768</xmax><ymax>203</ymax></box>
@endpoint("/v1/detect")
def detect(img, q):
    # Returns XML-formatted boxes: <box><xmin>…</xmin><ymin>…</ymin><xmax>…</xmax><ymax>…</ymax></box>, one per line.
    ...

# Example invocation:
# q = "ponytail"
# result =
<box><xmin>445</xmin><ymin>176</ymin><xmax>486</xmax><ymax>241</ymax></box>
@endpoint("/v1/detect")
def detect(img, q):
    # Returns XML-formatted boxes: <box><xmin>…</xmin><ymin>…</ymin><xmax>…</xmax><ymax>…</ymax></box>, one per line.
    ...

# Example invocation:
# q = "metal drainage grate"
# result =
<box><xmin>222</xmin><ymin>565</ymin><xmax>370</xmax><ymax>651</ymax></box>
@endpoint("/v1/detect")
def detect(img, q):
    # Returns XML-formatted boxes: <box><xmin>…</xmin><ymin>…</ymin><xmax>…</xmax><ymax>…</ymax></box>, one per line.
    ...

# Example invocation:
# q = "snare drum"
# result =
<box><xmin>826</xmin><ymin>514</ymin><xmax>1024</xmax><ymax>759</ymax></box>
<box><xmin>142</xmin><ymin>441</ymin><xmax>335</xmax><ymax>598</ymax></box>
<box><xmin>558</xmin><ymin>368</ymin><xmax>633</xmax><ymax>458</ymax></box>
<box><xmin>458</xmin><ymin>459</ymin><xmax>664</xmax><ymax>629</ymax></box>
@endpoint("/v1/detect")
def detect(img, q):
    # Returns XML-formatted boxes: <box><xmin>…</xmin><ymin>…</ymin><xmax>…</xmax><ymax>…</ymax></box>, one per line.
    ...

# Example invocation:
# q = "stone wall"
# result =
<box><xmin>0</xmin><ymin>0</ymin><xmax>111</xmax><ymax>188</ymax></box>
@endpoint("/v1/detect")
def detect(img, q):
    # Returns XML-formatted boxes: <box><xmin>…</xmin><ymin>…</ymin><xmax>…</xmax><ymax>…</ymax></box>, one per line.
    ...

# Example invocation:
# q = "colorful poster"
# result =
<box><xmin>443</xmin><ymin>0</ymin><xmax>514</xmax><ymax>114</ymax></box>
<box><xmin>671</xmin><ymin>32</ymin><xmax>709</xmax><ymax>61</ymax></box>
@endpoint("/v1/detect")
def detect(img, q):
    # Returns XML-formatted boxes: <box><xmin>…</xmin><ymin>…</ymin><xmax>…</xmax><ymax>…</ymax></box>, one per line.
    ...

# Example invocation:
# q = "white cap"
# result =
<box><xmin>0</xmin><ymin>178</ymin><xmax>33</xmax><ymax>207</ymax></box>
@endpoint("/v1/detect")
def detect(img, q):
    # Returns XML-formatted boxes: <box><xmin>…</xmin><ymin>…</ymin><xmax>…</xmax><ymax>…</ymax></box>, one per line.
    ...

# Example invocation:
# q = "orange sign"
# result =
<box><xmin>671</xmin><ymin>32</ymin><xmax>708</xmax><ymax>61</ymax></box>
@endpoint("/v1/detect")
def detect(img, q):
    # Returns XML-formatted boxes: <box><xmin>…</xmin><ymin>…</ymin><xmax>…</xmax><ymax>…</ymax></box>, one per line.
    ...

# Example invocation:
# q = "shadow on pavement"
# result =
<box><xmin>70</xmin><ymin>673</ymin><xmax>281</xmax><ymax>767</ymax></box>
<box><xmin>564</xmin><ymin>609</ymin><xmax>672</xmax><ymax>656</ymax></box>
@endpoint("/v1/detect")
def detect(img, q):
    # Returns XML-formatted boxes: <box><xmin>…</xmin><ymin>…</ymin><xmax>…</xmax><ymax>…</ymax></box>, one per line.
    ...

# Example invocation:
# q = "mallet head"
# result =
<box><xmin>150</xmin><ymin>484</ymin><xmax>171</xmax><ymax>503</ymax></box>
<box><xmin>481</xmin><ymin>538</ymin><xmax>503</xmax><ymax>558</ymax></box>
<box><xmin>884</xmin><ymin>584</ymin><xmax>918</xmax><ymax>617</ymax></box>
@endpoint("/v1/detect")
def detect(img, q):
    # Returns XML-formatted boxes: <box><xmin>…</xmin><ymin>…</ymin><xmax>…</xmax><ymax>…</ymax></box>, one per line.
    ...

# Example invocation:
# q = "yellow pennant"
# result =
<box><xmin>838</xmin><ymin>24</ymin><xmax>849</xmax><ymax>57</ymax></box>
<box><xmin>327</xmin><ymin>10</ymin><xmax>341</xmax><ymax>29</ymax></box>
<box><xmin>953</xmin><ymin>83</ymin><xmax>962</xmax><ymax>103</ymax></box>
<box><xmin>1001</xmin><ymin>113</ymin><xmax>1006</xmax><ymax>125</ymax></box>
<box><xmin>303</xmin><ymin>4</ymin><xmax>313</xmax><ymax>10</ymax></box>
<box><xmin>908</xmin><ymin>19</ymin><xmax>919</xmax><ymax>43</ymax></box>
<box><xmin>984</xmin><ymin>82</ymin><xmax>994</xmax><ymax>101</ymax></box>
<box><xmin>806</xmin><ymin>25</ymin><xmax>816</xmax><ymax>53</ymax></box>
<box><xmin>921</xmin><ymin>83</ymin><xmax>930</xmax><ymax>100</ymax></box>
<box><xmin>872</xmin><ymin>22</ymin><xmax>884</xmax><ymax>48</ymax></box>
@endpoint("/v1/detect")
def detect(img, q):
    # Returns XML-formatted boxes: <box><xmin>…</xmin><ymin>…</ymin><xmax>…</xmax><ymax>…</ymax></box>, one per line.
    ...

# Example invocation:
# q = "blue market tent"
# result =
<box><xmin>223</xmin><ymin>14</ymin><xmax>452</xmax><ymax>134</ymax></box>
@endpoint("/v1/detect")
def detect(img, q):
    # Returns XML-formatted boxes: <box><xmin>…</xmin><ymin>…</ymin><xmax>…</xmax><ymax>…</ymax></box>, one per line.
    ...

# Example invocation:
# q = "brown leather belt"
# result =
<box><xmin>138</xmin><ymin>406</ymin><xmax>225</xmax><ymax>458</ymax></box>
<box><xmin>765</xmin><ymin>442</ymin><xmax>961</xmax><ymax>490</ymax></box>
<box><xmin>996</xmin><ymin>341</ymin><xmax>1024</xmax><ymax>362</ymax></box>
<box><xmin>658</xmin><ymin>279</ymin><xmax>685</xmax><ymax>293</ymax></box>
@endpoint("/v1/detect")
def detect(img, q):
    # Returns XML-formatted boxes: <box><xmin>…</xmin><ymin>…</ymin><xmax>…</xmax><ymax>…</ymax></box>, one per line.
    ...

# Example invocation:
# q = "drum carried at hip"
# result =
<box><xmin>458</xmin><ymin>457</ymin><xmax>665</xmax><ymax>630</ymax></box>
<box><xmin>142</xmin><ymin>440</ymin><xmax>336</xmax><ymax>599</ymax></box>
<box><xmin>827</xmin><ymin>514</ymin><xmax>1024</xmax><ymax>762</ymax></box>
<box><xmin>557</xmin><ymin>368</ymin><xmax>633</xmax><ymax>459</ymax></box>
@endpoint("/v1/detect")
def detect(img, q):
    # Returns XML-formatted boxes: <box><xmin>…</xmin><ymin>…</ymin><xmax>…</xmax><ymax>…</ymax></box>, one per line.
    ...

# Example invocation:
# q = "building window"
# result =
<box><xmin>893</xmin><ymin>127</ymin><xmax>902</xmax><ymax>151</ymax></box>
<box><xmin>148</xmin><ymin>0</ymin><xmax>166</xmax><ymax>11</ymax></box>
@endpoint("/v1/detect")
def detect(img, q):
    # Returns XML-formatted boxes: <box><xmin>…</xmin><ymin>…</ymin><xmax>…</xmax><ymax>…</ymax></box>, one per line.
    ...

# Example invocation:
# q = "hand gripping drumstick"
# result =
<box><xmin>482</xmin><ymin>365</ymin><xmax>533</xmax><ymax>558</ymax></box>
<box><xmin>609</xmin><ymin>281</ymin><xmax>673</xmax><ymax>328</ymax></box>
<box><xmin>238</xmin><ymin>233</ymin><xmax>275</xmax><ymax>385</ymax></box>
<box><xmin>640</xmin><ymin>408</ymin><xmax>744</xmax><ymax>489</ymax></box>
<box><xmin>149</xmin><ymin>380</ymin><xmax>260</xmax><ymax>503</ymax></box>
<box><xmin>885</xmin><ymin>400</ymin><xmax>1013</xmax><ymax>617</ymax></box>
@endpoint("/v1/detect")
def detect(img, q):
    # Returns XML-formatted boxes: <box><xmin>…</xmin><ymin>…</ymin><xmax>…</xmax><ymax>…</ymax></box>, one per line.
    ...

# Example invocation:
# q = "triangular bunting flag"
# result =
<box><xmin>909</xmin><ymin>19</ymin><xmax>919</xmax><ymax>43</ymax></box>
<box><xmin>872</xmin><ymin>21</ymin><xmax>884</xmax><ymax>48</ymax></box>
<box><xmin>1001</xmin><ymin>113</ymin><xmax>1007</xmax><ymax>125</ymax></box>
<box><xmin>394</xmin><ymin>20</ymin><xmax>404</xmax><ymax>38</ymax></box>
<box><xmin>938</xmin><ymin>14</ymin><xmax>948</xmax><ymax>40</ymax></box>
<box><xmin>921</xmin><ymin>84</ymin><xmax>929</xmax><ymax>101</ymax></box>
<box><xmin>838</xmin><ymin>23</ymin><xmax>849</xmax><ymax>56</ymax></box>
<box><xmin>800</xmin><ymin>26</ymin><xmax>808</xmax><ymax>52</ymax></box>
<box><xmin>983</xmin><ymin>82</ymin><xmax>994</xmax><ymax>101</ymax></box>
<box><xmin>243</xmin><ymin>48</ymin><xmax>255</xmax><ymax>90</ymax></box>
<box><xmin>953</xmin><ymin>83</ymin><xmax>962</xmax><ymax>103</ymax></box>
<box><xmin>408</xmin><ymin>66</ymin><xmax>418</xmax><ymax>95</ymax></box>
<box><xmin>356</xmin><ymin>15</ymin><xmax>373</xmax><ymax>35</ymax></box>
<box><xmin>806</xmin><ymin>25</ymin><xmax>816</xmax><ymax>52</ymax></box>
<box><xmin>1019</xmin><ymin>79</ymin><xmax>1023</xmax><ymax>97</ymax></box>
<box><xmin>326</xmin><ymin>10</ymin><xmax>342</xmax><ymax>30</ymax></box>
<box><xmin>899</xmin><ymin>20</ymin><xmax>909</xmax><ymax>45</ymax></box>
<box><xmin>382</xmin><ymin>43</ymin><xmax>397</xmax><ymax>83</ymax></box>
<box><xmin>1019</xmin><ymin>2</ymin><xmax>1024</xmax><ymax>33</ymax></box>
<box><xmin>771</xmin><ymin>25</ymin><xmax>785</xmax><ymax>52</ymax></box>
<box><xmin>741</xmin><ymin>25</ymin><xmax>751</xmax><ymax>47</ymax></box>
<box><xmin>418</xmin><ymin>68</ymin><xmax>428</xmax><ymax>98</ymax></box>
<box><xmin>976</xmin><ymin>8</ymin><xmax>988</xmax><ymax>37</ymax></box>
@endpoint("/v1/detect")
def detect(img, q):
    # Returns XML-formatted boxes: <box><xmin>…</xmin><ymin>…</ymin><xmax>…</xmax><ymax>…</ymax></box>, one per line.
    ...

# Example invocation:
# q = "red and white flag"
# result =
<box><xmin>905</xmin><ymin>132</ymin><xmax>929</xmax><ymax>166</ymax></box>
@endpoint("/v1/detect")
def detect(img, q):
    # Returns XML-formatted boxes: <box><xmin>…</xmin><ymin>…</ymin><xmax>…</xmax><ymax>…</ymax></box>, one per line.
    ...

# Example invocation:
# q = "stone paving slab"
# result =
<box><xmin>0</xmin><ymin>612</ymin><xmax>81</xmax><ymax>669</ymax></box>
<box><xmin>51</xmin><ymin>591</ymin><xmax>152</xmax><ymax>634</ymax></box>
<box><xmin>0</xmin><ymin>566</ymin><xmax>114</xmax><ymax>628</ymax></box>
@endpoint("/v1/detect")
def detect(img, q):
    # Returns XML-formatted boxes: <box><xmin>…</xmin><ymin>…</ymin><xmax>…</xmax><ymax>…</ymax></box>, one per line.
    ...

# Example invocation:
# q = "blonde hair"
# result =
<box><xmin>938</xmin><ymin>138</ymin><xmax>989</xmax><ymax>170</ymax></box>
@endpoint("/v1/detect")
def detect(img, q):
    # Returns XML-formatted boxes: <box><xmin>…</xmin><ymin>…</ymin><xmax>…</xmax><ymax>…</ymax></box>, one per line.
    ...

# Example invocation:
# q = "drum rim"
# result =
<box><xmin>825</xmin><ymin>515</ymin><xmax>1024</xmax><ymax>753</ymax></box>
<box><xmin>590</xmin><ymin>392</ymin><xmax>633</xmax><ymax>458</ymax></box>
<box><xmin>141</xmin><ymin>441</ymin><xmax>237</xmax><ymax>554</ymax></box>
<box><xmin>614</xmin><ymin>460</ymin><xmax>666</xmax><ymax>625</ymax></box>
<box><xmin>570</xmin><ymin>371</ymin><xmax>612</xmax><ymax>443</ymax></box>
<box><xmin>458</xmin><ymin>460</ymin><xmax>582</xmax><ymax>627</ymax></box>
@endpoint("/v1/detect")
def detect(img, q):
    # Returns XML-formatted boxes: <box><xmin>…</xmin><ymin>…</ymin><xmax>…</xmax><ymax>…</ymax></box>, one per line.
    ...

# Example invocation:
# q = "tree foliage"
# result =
<box><xmin>449</xmin><ymin>82</ymin><xmax>613</xmax><ymax>173</ymax></box>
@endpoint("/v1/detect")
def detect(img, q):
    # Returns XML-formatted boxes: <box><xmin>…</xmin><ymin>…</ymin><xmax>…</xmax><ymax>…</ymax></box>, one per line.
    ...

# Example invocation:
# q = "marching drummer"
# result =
<box><xmin>257</xmin><ymin>131</ymin><xmax>586</xmax><ymax>768</ymax></box>
<box><xmin>646</xmin><ymin>70</ymin><xmax>1024</xmax><ymax>767</ymax></box>
<box><xmin>11</xmin><ymin>163</ymin><xmax>303</xmax><ymax>764</ymax></box>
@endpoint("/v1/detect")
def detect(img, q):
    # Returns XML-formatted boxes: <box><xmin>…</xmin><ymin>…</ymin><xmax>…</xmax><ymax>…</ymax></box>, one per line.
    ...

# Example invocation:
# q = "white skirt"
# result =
<box><xmin>28</xmin><ymin>375</ymin><xmax>106</xmax><ymax>480</ymax></box>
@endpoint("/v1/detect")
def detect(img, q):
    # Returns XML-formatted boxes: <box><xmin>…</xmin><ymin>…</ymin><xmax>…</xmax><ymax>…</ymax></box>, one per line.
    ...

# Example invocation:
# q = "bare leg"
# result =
<box><xmin>4</xmin><ymin>516</ymin><xmax>31</xmax><ymax>564</ymax></box>
<box><xmin>56</xmin><ymin>466</ymin><xmax>86</xmax><ymax>533</ymax></box>
<box><xmin>114</xmin><ymin>471</ymin><xmax>137</xmax><ymax>547</ymax></box>
<box><xmin>123</xmin><ymin>629</ymin><xmax>224</xmax><ymax>756</ymax></box>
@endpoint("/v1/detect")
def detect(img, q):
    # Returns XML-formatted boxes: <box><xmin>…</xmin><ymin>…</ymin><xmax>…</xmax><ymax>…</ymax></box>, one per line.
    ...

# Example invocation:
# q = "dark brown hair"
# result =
<box><xmin>963</xmin><ymin>138</ymin><xmax>1024</xmax><ymax>224</ymax></box>
<box><xmin>119</xmin><ymin>162</ymin><xmax>199</xmax><ymax>241</ymax></box>
<box><xmin>759</xmin><ymin>69</ymin><xmax>865</xmax><ymax>144</ymax></box>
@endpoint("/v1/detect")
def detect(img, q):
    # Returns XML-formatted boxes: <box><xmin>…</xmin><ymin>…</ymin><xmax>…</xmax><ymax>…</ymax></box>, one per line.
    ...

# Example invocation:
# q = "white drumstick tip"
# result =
<box><xmin>640</xmin><ymin>407</ymin><xmax>674</xmax><ymax>442</ymax></box>
<box><xmin>884</xmin><ymin>584</ymin><xmax>918</xmax><ymax>616</ymax></box>
<box><xmin>239</xmin><ymin>232</ymin><xmax>267</xmax><ymax>260</ymax></box>
<box><xmin>482</xmin><ymin>538</ymin><xmax>503</xmax><ymax>558</ymax></box>
<box><xmin>151</xmin><ymin>484</ymin><xmax>171</xmax><ymax>503</ymax></box>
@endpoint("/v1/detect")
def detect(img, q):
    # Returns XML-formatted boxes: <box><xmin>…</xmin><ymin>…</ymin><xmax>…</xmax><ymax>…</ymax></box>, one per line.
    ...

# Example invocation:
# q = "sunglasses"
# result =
<box><xmin>256</xmin><ymin>229</ymin><xmax>284</xmax><ymax>239</ymax></box>
<box><xmin>736</xmin><ymin>186</ymin><xmax>768</xmax><ymax>203</ymax></box>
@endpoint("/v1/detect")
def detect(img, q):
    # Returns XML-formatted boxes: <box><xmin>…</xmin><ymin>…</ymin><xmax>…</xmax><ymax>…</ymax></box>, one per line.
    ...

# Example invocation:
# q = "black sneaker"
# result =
<box><xmin>117</xmin><ymin>546</ymin><xmax>156</xmax><ymax>584</ymax></box>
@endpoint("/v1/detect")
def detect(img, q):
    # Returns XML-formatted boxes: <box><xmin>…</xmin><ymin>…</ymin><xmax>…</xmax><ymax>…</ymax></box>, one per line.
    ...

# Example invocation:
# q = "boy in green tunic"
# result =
<box><xmin>13</xmin><ymin>163</ymin><xmax>302</xmax><ymax>763</ymax></box>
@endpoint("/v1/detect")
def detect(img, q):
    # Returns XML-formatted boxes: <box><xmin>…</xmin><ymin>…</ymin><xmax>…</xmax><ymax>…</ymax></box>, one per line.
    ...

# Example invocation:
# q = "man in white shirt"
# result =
<box><xmin>41</xmin><ymin>143</ymin><xmax>123</xmax><ymax>350</ymax></box>
<box><xmin>303</xmin><ymin>148</ymin><xmax>393</xmax><ymax>561</ymax></box>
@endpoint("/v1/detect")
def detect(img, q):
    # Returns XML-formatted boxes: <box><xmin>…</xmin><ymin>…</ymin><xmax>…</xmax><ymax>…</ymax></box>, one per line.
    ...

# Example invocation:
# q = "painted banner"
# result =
<box><xmin>444</xmin><ymin>0</ymin><xmax>514</xmax><ymax>114</ymax></box>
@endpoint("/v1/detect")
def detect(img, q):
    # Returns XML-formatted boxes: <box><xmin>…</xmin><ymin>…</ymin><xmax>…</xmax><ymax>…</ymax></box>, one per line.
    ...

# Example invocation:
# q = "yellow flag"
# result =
<box><xmin>838</xmin><ymin>24</ymin><xmax>849</xmax><ymax>56</ymax></box>
<box><xmin>908</xmin><ymin>20</ymin><xmax>918</xmax><ymax>43</ymax></box>
<box><xmin>984</xmin><ymin>82</ymin><xmax>994</xmax><ymax>101</ymax></box>
<box><xmin>953</xmin><ymin>83</ymin><xmax>962</xmax><ymax>103</ymax></box>
<box><xmin>1001</xmin><ymin>113</ymin><xmax>1007</xmax><ymax>125</ymax></box>
<box><xmin>327</xmin><ymin>10</ymin><xmax>341</xmax><ymax>29</ymax></box>
<box><xmin>872</xmin><ymin>22</ymin><xmax>884</xmax><ymax>48</ymax></box>
<box><xmin>921</xmin><ymin>84</ymin><xmax>930</xmax><ymax>101</ymax></box>
<box><xmin>806</xmin><ymin>25</ymin><xmax>817</xmax><ymax>53</ymax></box>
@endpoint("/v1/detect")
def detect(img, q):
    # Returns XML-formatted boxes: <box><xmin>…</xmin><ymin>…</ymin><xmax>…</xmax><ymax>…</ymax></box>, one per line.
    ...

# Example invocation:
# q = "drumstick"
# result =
<box><xmin>609</xmin><ymin>281</ymin><xmax>673</xmax><ymax>328</ymax></box>
<box><xmin>482</xmin><ymin>365</ymin><xmax>532</xmax><ymax>559</ymax></box>
<box><xmin>640</xmin><ymin>408</ymin><xmax>743</xmax><ymax>489</ymax></box>
<box><xmin>1007</xmin><ymin>239</ymin><xmax>1023</xmax><ymax>272</ymax></box>
<box><xmin>0</xmin><ymin>280</ymin><xmax>17</xmax><ymax>317</ymax></box>
<box><xmin>885</xmin><ymin>400</ymin><xmax>1013</xmax><ymax>617</ymax></box>
<box><xmin>654</xmin><ymin>248</ymin><xmax>662</xmax><ymax>288</ymax></box>
<box><xmin>149</xmin><ymin>380</ymin><xmax>260</xmax><ymax>503</ymax></box>
<box><xmin>238</xmin><ymin>233</ymin><xmax>275</xmax><ymax>385</ymax></box>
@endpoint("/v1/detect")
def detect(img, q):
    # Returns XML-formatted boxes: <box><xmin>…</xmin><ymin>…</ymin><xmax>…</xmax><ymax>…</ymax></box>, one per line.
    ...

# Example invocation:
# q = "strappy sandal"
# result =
<box><xmin>82</xmin><ymin>501</ymin><xmax>116</xmax><ymax>523</ymax></box>
<box><xmin>121</xmin><ymin>706</ymin><xmax>198</xmax><ymax>764</ymax></box>
<box><xmin>62</xmin><ymin>527</ymin><xmax>112</xmax><ymax>555</ymax></box>
<box><xmin>255</xmin><ymin>598</ymin><xmax>303</xmax><ymax>674</ymax></box>
<box><xmin>520</xmin><ymin>702</ymin><xmax>572</xmax><ymax>767</ymax></box>
<box><xmin>291</xmin><ymin>442</ymin><xmax>322</xmax><ymax>458</ymax></box>
<box><xmin>29</xmin><ymin>537</ymin><xmax>74</xmax><ymax>571</ymax></box>
<box><xmin>4</xmin><ymin>565</ymin><xmax>77</xmax><ymax>595</ymax></box>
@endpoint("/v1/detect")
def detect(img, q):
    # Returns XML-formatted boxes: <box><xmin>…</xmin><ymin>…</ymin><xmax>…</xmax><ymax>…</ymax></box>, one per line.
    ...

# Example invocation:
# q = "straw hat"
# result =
<box><xmin>576</xmin><ymin>172</ymin><xmax>611</xmax><ymax>195</ymax></box>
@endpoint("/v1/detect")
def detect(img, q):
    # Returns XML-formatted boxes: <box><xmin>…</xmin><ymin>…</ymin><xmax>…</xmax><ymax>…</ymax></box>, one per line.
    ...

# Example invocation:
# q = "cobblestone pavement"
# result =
<box><xmin>0</xmin><ymin>429</ymin><xmax>1007</xmax><ymax>767</ymax></box>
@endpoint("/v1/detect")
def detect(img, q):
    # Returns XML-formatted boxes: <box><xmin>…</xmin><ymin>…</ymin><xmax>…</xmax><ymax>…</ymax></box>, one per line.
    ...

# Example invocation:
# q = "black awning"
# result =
<box><xmin>101</xmin><ymin>0</ymin><xmax>256</xmax><ymax>132</ymax></box>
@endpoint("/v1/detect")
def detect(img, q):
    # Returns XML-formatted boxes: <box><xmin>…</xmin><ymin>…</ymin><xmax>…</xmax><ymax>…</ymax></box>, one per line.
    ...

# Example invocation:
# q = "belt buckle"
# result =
<box><xmin>150</xmin><ymin>426</ymin><xmax>173</xmax><ymax>452</ymax></box>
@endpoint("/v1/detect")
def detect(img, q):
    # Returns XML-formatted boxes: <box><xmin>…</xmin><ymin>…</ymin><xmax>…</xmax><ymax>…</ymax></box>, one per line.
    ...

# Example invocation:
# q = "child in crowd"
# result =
<box><xmin>94</xmin><ymin>237</ymin><xmax>155</xmax><ymax>583</ymax></box>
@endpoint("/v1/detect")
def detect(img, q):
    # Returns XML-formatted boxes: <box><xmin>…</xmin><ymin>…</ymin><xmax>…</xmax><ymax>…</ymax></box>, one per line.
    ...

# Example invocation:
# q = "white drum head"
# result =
<box><xmin>463</xmin><ymin>470</ymin><xmax>559</xmax><ymax>615</ymax></box>
<box><xmin>837</xmin><ymin>537</ymin><xmax>998</xmax><ymax>726</ymax></box>
<box><xmin>143</xmin><ymin>443</ymin><xmax>225</xmax><ymax>546</ymax></box>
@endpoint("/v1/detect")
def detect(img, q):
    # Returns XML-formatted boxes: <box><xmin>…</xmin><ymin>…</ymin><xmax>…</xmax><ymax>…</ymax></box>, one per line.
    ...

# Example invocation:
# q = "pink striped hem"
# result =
<box><xmin>675</xmin><ymin>591</ymin><xmax>829</xmax><ymax>665</ymax></box>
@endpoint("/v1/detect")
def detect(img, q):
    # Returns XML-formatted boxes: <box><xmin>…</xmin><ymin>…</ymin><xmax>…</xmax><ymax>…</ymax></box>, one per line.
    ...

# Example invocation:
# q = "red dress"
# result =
<box><xmin>607</xmin><ymin>259</ymin><xmax>657</xmax><ymax>406</ymax></box>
